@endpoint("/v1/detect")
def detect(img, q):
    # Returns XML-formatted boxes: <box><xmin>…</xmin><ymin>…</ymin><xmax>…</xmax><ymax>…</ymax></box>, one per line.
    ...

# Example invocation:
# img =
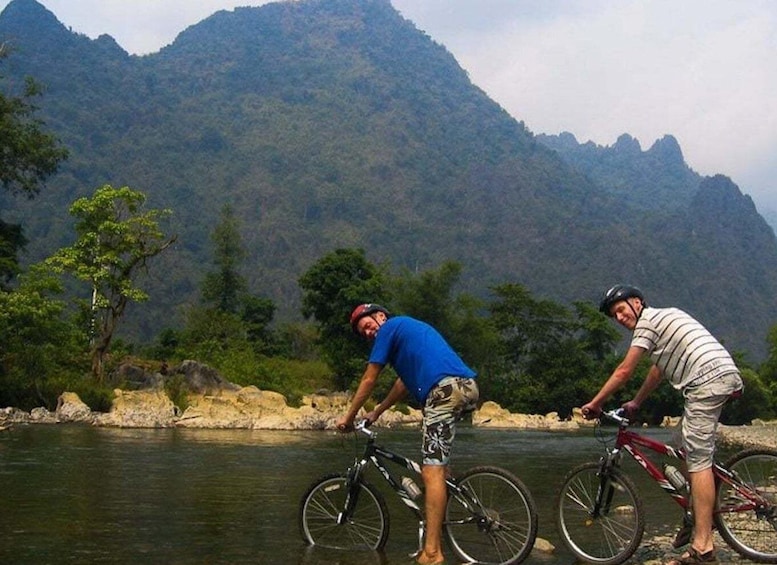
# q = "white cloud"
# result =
<box><xmin>395</xmin><ymin>0</ymin><xmax>777</xmax><ymax>210</ymax></box>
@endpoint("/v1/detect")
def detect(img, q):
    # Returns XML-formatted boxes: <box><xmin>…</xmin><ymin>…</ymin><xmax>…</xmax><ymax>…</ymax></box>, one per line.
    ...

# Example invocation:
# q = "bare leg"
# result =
<box><xmin>417</xmin><ymin>464</ymin><xmax>447</xmax><ymax>565</ymax></box>
<box><xmin>688</xmin><ymin>467</ymin><xmax>716</xmax><ymax>553</ymax></box>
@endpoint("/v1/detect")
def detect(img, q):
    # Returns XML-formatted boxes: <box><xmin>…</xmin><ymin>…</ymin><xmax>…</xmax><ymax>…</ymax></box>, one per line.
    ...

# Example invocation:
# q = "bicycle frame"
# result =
<box><xmin>339</xmin><ymin>423</ymin><xmax>486</xmax><ymax>545</ymax></box>
<box><xmin>599</xmin><ymin>410</ymin><xmax>769</xmax><ymax>519</ymax></box>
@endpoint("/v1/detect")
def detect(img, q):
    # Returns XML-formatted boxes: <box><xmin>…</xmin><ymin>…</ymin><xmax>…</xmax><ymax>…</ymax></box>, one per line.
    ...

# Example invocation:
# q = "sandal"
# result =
<box><xmin>666</xmin><ymin>546</ymin><xmax>717</xmax><ymax>564</ymax></box>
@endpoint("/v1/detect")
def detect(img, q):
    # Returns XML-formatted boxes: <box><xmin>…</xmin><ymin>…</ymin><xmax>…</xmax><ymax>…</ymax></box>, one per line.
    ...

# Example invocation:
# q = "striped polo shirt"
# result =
<box><xmin>631</xmin><ymin>307</ymin><xmax>739</xmax><ymax>390</ymax></box>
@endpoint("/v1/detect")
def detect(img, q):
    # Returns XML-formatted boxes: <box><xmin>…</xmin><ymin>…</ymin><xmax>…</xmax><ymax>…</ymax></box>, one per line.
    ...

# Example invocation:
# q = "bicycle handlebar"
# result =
<box><xmin>354</xmin><ymin>419</ymin><xmax>377</xmax><ymax>438</ymax></box>
<box><xmin>600</xmin><ymin>408</ymin><xmax>630</xmax><ymax>426</ymax></box>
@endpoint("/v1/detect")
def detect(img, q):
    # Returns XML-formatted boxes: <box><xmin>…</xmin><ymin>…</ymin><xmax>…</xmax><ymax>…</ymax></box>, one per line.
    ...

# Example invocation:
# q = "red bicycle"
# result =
<box><xmin>555</xmin><ymin>408</ymin><xmax>777</xmax><ymax>564</ymax></box>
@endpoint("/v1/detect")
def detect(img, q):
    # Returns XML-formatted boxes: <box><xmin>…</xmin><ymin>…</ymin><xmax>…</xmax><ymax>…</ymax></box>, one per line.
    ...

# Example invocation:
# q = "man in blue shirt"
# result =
<box><xmin>337</xmin><ymin>304</ymin><xmax>479</xmax><ymax>565</ymax></box>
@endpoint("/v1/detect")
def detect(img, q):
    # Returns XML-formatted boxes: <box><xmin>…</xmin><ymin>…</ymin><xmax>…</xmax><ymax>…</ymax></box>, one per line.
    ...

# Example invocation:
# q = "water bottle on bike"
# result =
<box><xmin>663</xmin><ymin>463</ymin><xmax>688</xmax><ymax>492</ymax></box>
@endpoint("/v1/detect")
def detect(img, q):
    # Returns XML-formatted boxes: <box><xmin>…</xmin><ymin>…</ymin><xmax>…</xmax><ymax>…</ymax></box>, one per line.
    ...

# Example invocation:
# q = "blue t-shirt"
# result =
<box><xmin>368</xmin><ymin>316</ymin><xmax>476</xmax><ymax>403</ymax></box>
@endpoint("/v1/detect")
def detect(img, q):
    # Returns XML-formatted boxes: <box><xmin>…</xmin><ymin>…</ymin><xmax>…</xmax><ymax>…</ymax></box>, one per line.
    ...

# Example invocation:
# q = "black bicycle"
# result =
<box><xmin>299</xmin><ymin>421</ymin><xmax>538</xmax><ymax>564</ymax></box>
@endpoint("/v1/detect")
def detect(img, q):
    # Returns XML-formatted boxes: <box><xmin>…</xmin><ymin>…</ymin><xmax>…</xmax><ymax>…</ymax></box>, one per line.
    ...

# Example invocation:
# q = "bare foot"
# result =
<box><xmin>416</xmin><ymin>550</ymin><xmax>445</xmax><ymax>565</ymax></box>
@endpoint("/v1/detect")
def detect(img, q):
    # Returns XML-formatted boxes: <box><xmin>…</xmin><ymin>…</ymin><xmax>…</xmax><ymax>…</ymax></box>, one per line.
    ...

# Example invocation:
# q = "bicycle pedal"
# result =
<box><xmin>672</xmin><ymin>523</ymin><xmax>693</xmax><ymax>548</ymax></box>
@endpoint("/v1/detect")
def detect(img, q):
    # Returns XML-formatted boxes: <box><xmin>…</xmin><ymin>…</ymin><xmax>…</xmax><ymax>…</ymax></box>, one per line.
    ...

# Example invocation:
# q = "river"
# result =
<box><xmin>0</xmin><ymin>423</ymin><xmax>712</xmax><ymax>564</ymax></box>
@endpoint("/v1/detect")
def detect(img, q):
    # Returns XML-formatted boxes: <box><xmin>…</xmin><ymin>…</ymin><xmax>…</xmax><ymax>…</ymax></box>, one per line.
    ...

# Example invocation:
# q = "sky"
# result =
<box><xmin>2</xmin><ymin>0</ymin><xmax>775</xmax><ymax>218</ymax></box>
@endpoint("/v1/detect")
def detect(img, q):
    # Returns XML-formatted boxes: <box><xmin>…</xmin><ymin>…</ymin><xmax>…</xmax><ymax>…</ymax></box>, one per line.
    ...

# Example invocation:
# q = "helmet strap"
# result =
<box><xmin>628</xmin><ymin>298</ymin><xmax>643</xmax><ymax>321</ymax></box>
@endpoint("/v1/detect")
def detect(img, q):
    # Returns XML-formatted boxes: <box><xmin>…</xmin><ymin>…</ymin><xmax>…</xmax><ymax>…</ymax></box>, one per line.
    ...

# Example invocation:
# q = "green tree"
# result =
<box><xmin>47</xmin><ymin>185</ymin><xmax>176</xmax><ymax>381</ymax></box>
<box><xmin>721</xmin><ymin>368</ymin><xmax>774</xmax><ymax>425</ymax></box>
<box><xmin>573</xmin><ymin>301</ymin><xmax>621</xmax><ymax>362</ymax></box>
<box><xmin>489</xmin><ymin>283</ymin><xmax>572</xmax><ymax>372</ymax></box>
<box><xmin>188</xmin><ymin>205</ymin><xmax>277</xmax><ymax>356</ymax></box>
<box><xmin>0</xmin><ymin>263</ymin><xmax>82</xmax><ymax>409</ymax></box>
<box><xmin>392</xmin><ymin>260</ymin><xmax>498</xmax><ymax>372</ymax></box>
<box><xmin>241</xmin><ymin>294</ymin><xmax>276</xmax><ymax>351</ymax></box>
<box><xmin>392</xmin><ymin>261</ymin><xmax>463</xmax><ymax>334</ymax></box>
<box><xmin>201</xmin><ymin>205</ymin><xmax>246</xmax><ymax>314</ymax></box>
<box><xmin>759</xmin><ymin>324</ymin><xmax>777</xmax><ymax>401</ymax></box>
<box><xmin>299</xmin><ymin>248</ymin><xmax>388</xmax><ymax>388</ymax></box>
<box><xmin>0</xmin><ymin>219</ymin><xmax>25</xmax><ymax>289</ymax></box>
<box><xmin>486</xmin><ymin>283</ymin><xmax>625</xmax><ymax>416</ymax></box>
<box><xmin>0</xmin><ymin>48</ymin><xmax>68</xmax><ymax>285</ymax></box>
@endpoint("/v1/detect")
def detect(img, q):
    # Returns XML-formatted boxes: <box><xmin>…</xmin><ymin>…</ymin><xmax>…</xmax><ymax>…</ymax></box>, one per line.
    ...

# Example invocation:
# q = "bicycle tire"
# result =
<box><xmin>556</xmin><ymin>461</ymin><xmax>645</xmax><ymax>565</ymax></box>
<box><xmin>444</xmin><ymin>465</ymin><xmax>538</xmax><ymax>565</ymax></box>
<box><xmin>298</xmin><ymin>472</ymin><xmax>390</xmax><ymax>551</ymax></box>
<box><xmin>715</xmin><ymin>448</ymin><xmax>777</xmax><ymax>563</ymax></box>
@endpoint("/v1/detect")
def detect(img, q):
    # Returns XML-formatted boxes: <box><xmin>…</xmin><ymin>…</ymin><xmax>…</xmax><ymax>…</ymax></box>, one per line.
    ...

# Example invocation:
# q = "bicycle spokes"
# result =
<box><xmin>446</xmin><ymin>467</ymin><xmax>538</xmax><ymax>565</ymax></box>
<box><xmin>557</xmin><ymin>462</ymin><xmax>644</xmax><ymax>564</ymax></box>
<box><xmin>715</xmin><ymin>449</ymin><xmax>777</xmax><ymax>563</ymax></box>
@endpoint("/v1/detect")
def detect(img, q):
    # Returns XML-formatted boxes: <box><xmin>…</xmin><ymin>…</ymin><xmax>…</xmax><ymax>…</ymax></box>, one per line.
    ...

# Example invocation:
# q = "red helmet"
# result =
<box><xmin>349</xmin><ymin>303</ymin><xmax>390</xmax><ymax>334</ymax></box>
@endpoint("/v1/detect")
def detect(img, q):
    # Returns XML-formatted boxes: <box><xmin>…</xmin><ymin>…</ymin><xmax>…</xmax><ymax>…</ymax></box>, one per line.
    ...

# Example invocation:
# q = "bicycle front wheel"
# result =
<box><xmin>715</xmin><ymin>448</ymin><xmax>777</xmax><ymax>563</ymax></box>
<box><xmin>445</xmin><ymin>465</ymin><xmax>538</xmax><ymax>565</ymax></box>
<box><xmin>298</xmin><ymin>472</ymin><xmax>390</xmax><ymax>551</ymax></box>
<box><xmin>556</xmin><ymin>461</ymin><xmax>644</xmax><ymax>565</ymax></box>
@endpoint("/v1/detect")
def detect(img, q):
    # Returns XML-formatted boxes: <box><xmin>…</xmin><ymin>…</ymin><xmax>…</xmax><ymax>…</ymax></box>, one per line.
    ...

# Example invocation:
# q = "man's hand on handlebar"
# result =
<box><xmin>581</xmin><ymin>402</ymin><xmax>601</xmax><ymax>420</ymax></box>
<box><xmin>620</xmin><ymin>400</ymin><xmax>640</xmax><ymax>417</ymax></box>
<box><xmin>337</xmin><ymin>411</ymin><xmax>380</xmax><ymax>432</ymax></box>
<box><xmin>363</xmin><ymin>410</ymin><xmax>379</xmax><ymax>427</ymax></box>
<box><xmin>336</xmin><ymin>416</ymin><xmax>354</xmax><ymax>433</ymax></box>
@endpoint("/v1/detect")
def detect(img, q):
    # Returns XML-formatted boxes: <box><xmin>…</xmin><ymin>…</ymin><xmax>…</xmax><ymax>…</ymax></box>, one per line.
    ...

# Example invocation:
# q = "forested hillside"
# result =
<box><xmin>2</xmin><ymin>0</ymin><xmax>777</xmax><ymax>359</ymax></box>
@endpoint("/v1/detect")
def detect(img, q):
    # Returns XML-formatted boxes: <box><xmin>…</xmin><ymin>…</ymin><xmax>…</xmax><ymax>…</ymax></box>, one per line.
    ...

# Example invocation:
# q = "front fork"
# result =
<box><xmin>593</xmin><ymin>449</ymin><xmax>621</xmax><ymax>518</ymax></box>
<box><xmin>337</xmin><ymin>460</ymin><xmax>366</xmax><ymax>525</ymax></box>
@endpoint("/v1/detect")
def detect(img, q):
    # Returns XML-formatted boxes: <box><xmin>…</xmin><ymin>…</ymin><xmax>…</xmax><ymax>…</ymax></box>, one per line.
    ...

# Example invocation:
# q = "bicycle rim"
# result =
<box><xmin>715</xmin><ymin>449</ymin><xmax>777</xmax><ymax>563</ymax></box>
<box><xmin>445</xmin><ymin>466</ymin><xmax>538</xmax><ymax>565</ymax></box>
<box><xmin>298</xmin><ymin>473</ymin><xmax>389</xmax><ymax>551</ymax></box>
<box><xmin>556</xmin><ymin>462</ymin><xmax>644</xmax><ymax>565</ymax></box>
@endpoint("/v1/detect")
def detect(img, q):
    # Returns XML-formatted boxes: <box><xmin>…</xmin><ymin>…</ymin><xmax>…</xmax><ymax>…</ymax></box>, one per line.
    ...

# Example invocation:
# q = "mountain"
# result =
<box><xmin>2</xmin><ymin>0</ymin><xmax>777</xmax><ymax>359</ymax></box>
<box><xmin>536</xmin><ymin>132</ymin><xmax>701</xmax><ymax>211</ymax></box>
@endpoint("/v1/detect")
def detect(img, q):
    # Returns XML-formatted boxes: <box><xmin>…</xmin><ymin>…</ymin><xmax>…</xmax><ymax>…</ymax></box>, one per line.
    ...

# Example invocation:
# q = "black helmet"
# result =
<box><xmin>349</xmin><ymin>303</ymin><xmax>390</xmax><ymax>334</ymax></box>
<box><xmin>599</xmin><ymin>285</ymin><xmax>645</xmax><ymax>316</ymax></box>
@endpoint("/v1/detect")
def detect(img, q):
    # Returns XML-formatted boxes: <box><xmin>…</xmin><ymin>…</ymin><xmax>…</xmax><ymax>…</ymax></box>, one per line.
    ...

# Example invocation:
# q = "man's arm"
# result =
<box><xmin>634</xmin><ymin>365</ymin><xmax>664</xmax><ymax>406</ymax></box>
<box><xmin>366</xmin><ymin>378</ymin><xmax>408</xmax><ymax>422</ymax></box>
<box><xmin>624</xmin><ymin>364</ymin><xmax>663</xmax><ymax>411</ymax></box>
<box><xmin>337</xmin><ymin>362</ymin><xmax>383</xmax><ymax>430</ymax></box>
<box><xmin>582</xmin><ymin>346</ymin><xmax>645</xmax><ymax>416</ymax></box>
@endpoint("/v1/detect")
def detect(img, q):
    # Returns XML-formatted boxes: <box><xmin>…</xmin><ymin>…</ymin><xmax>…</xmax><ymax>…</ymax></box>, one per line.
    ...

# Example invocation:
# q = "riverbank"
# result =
<box><xmin>2</xmin><ymin>361</ymin><xmax>775</xmax><ymax>449</ymax></box>
<box><xmin>718</xmin><ymin>420</ymin><xmax>777</xmax><ymax>449</ymax></box>
<box><xmin>0</xmin><ymin>387</ymin><xmax>586</xmax><ymax>431</ymax></box>
<box><xmin>2</xmin><ymin>385</ymin><xmax>776</xmax><ymax>452</ymax></box>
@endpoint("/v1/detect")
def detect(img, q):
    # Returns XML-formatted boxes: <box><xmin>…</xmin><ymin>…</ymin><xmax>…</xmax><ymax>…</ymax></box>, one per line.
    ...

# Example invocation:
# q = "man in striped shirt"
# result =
<box><xmin>582</xmin><ymin>285</ymin><xmax>743</xmax><ymax>565</ymax></box>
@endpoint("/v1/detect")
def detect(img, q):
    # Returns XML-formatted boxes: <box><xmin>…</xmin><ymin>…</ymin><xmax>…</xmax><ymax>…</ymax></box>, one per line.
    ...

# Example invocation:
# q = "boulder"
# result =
<box><xmin>0</xmin><ymin>406</ymin><xmax>32</xmax><ymax>424</ymax></box>
<box><xmin>56</xmin><ymin>392</ymin><xmax>93</xmax><ymax>423</ymax></box>
<box><xmin>661</xmin><ymin>415</ymin><xmax>681</xmax><ymax>427</ymax></box>
<box><xmin>94</xmin><ymin>389</ymin><xmax>177</xmax><ymax>428</ymax></box>
<box><xmin>30</xmin><ymin>407</ymin><xmax>57</xmax><ymax>424</ymax></box>
<box><xmin>177</xmin><ymin>360</ymin><xmax>240</xmax><ymax>394</ymax></box>
<box><xmin>110</xmin><ymin>362</ymin><xmax>164</xmax><ymax>390</ymax></box>
<box><xmin>177</xmin><ymin>386</ymin><xmax>300</xmax><ymax>429</ymax></box>
<box><xmin>473</xmin><ymin>401</ymin><xmax>578</xmax><ymax>430</ymax></box>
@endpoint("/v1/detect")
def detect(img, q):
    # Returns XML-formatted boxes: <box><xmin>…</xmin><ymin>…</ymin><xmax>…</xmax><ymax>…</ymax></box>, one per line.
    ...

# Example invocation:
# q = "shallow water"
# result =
<box><xmin>0</xmin><ymin>423</ymin><xmax>694</xmax><ymax>564</ymax></box>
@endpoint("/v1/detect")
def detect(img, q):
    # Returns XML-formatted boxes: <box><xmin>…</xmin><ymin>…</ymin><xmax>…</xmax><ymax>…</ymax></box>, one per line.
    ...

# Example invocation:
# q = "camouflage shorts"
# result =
<box><xmin>421</xmin><ymin>376</ymin><xmax>479</xmax><ymax>466</ymax></box>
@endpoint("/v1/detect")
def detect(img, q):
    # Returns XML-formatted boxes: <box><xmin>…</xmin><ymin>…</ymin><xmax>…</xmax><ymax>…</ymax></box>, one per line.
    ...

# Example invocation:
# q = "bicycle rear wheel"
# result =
<box><xmin>444</xmin><ymin>465</ymin><xmax>538</xmax><ymax>565</ymax></box>
<box><xmin>715</xmin><ymin>448</ymin><xmax>777</xmax><ymax>563</ymax></box>
<box><xmin>556</xmin><ymin>461</ymin><xmax>644</xmax><ymax>565</ymax></box>
<box><xmin>298</xmin><ymin>472</ymin><xmax>390</xmax><ymax>551</ymax></box>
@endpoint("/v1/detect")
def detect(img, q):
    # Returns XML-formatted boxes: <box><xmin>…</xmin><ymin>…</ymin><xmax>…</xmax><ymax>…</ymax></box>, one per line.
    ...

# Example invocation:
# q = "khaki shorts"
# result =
<box><xmin>421</xmin><ymin>377</ymin><xmax>479</xmax><ymax>466</ymax></box>
<box><xmin>681</xmin><ymin>372</ymin><xmax>743</xmax><ymax>472</ymax></box>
